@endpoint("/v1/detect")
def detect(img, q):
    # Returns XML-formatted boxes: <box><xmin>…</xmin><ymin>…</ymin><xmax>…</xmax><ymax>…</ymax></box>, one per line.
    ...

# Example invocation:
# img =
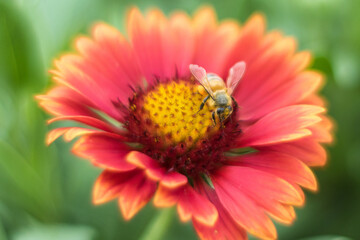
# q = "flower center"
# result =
<box><xmin>141</xmin><ymin>81</ymin><xmax>219</xmax><ymax>148</ymax></box>
<box><xmin>124</xmin><ymin>80</ymin><xmax>241</xmax><ymax>176</ymax></box>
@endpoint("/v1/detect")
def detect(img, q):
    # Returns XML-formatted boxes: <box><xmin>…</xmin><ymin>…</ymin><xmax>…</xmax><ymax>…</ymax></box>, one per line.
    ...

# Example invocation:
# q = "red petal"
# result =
<box><xmin>308</xmin><ymin>115</ymin><xmax>334</xmax><ymax>143</ymax></box>
<box><xmin>240</xmin><ymin>70</ymin><xmax>323</xmax><ymax>120</ymax></box>
<box><xmin>47</xmin><ymin>115</ymin><xmax>119</xmax><ymax>133</ymax></box>
<box><xmin>72</xmin><ymin>22</ymin><xmax>142</xmax><ymax>114</ymax></box>
<box><xmin>53</xmin><ymin>54</ymin><xmax>123</xmax><ymax>120</ymax></box>
<box><xmin>130</xmin><ymin>9</ymin><xmax>196</xmax><ymax>79</ymax></box>
<box><xmin>153</xmin><ymin>184</ymin><xmax>218</xmax><ymax>226</ymax></box>
<box><xmin>261</xmin><ymin>137</ymin><xmax>327</xmax><ymax>166</ymax></box>
<box><xmin>74</xmin><ymin>37</ymin><xmax>140</xmax><ymax>108</ymax></box>
<box><xmin>92</xmin><ymin>169</ymin><xmax>156</xmax><ymax>220</ymax></box>
<box><xmin>168</xmin><ymin>12</ymin><xmax>195</xmax><ymax>77</ymax></box>
<box><xmin>126</xmin><ymin>151</ymin><xmax>187</xmax><ymax>188</ymax></box>
<box><xmin>93</xmin><ymin>169</ymin><xmax>141</xmax><ymax>204</ymax></box>
<box><xmin>193</xmin><ymin>7</ymin><xmax>240</xmax><ymax>75</ymax></box>
<box><xmin>72</xmin><ymin>134</ymin><xmax>135</xmax><ymax>171</ymax></box>
<box><xmin>46</xmin><ymin>127</ymin><xmax>100</xmax><ymax>145</ymax></box>
<box><xmin>177</xmin><ymin>185</ymin><xmax>218</xmax><ymax>226</ymax></box>
<box><xmin>91</xmin><ymin>23</ymin><xmax>143</xmax><ymax>94</ymax></box>
<box><xmin>236</xmin><ymin>105</ymin><xmax>324</xmax><ymax>147</ymax></box>
<box><xmin>36</xmin><ymin>86</ymin><xmax>96</xmax><ymax>117</ymax></box>
<box><xmin>266</xmin><ymin>204</ymin><xmax>296</xmax><ymax>225</ymax></box>
<box><xmin>127</xmin><ymin>8</ymin><xmax>171</xmax><ymax>83</ymax></box>
<box><xmin>118</xmin><ymin>170</ymin><xmax>157</xmax><ymax>220</ymax></box>
<box><xmin>153</xmin><ymin>184</ymin><xmax>179</xmax><ymax>207</ymax></box>
<box><xmin>228</xmin><ymin>151</ymin><xmax>317</xmax><ymax>191</ymax></box>
<box><xmin>193</xmin><ymin>182</ymin><xmax>248</xmax><ymax>240</ymax></box>
<box><xmin>289</xmin><ymin>183</ymin><xmax>305</xmax><ymax>202</ymax></box>
<box><xmin>53</xmin><ymin>22</ymin><xmax>143</xmax><ymax>120</ymax></box>
<box><xmin>233</xmin><ymin>36</ymin><xmax>296</xmax><ymax>108</ymax></box>
<box><xmin>301</xmin><ymin>94</ymin><xmax>327</xmax><ymax>107</ymax></box>
<box><xmin>213</xmin><ymin>166</ymin><xmax>301</xmax><ymax>239</ymax></box>
<box><xmin>222</xmin><ymin>13</ymin><xmax>266</xmax><ymax>78</ymax></box>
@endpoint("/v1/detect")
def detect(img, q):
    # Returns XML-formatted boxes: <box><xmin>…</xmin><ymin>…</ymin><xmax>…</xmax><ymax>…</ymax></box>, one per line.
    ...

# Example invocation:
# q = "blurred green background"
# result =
<box><xmin>0</xmin><ymin>0</ymin><xmax>359</xmax><ymax>239</ymax></box>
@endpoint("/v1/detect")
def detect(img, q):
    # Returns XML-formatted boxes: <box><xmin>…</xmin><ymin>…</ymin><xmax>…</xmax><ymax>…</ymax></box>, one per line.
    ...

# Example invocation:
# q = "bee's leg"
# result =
<box><xmin>198</xmin><ymin>95</ymin><xmax>210</xmax><ymax>113</ymax></box>
<box><xmin>212</xmin><ymin>111</ymin><xmax>216</xmax><ymax>126</ymax></box>
<box><xmin>227</xmin><ymin>105</ymin><xmax>233</xmax><ymax>123</ymax></box>
<box><xmin>231</xmin><ymin>96</ymin><xmax>238</xmax><ymax>107</ymax></box>
<box><xmin>227</xmin><ymin>106</ymin><xmax>233</xmax><ymax>113</ymax></box>
<box><xmin>216</xmin><ymin>107</ymin><xmax>225</xmax><ymax>126</ymax></box>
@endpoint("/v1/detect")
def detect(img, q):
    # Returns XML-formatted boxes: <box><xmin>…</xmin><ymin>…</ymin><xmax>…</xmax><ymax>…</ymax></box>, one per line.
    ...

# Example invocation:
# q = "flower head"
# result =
<box><xmin>37</xmin><ymin>6</ymin><xmax>333</xmax><ymax>240</ymax></box>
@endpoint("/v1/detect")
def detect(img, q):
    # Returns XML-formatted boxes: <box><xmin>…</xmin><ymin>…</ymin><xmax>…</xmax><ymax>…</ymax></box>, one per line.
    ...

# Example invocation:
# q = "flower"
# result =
<box><xmin>37</xmin><ymin>6</ymin><xmax>333</xmax><ymax>240</ymax></box>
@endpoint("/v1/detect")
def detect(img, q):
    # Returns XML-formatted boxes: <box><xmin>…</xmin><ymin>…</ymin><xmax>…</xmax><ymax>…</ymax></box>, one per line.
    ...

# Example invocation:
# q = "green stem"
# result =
<box><xmin>139</xmin><ymin>208</ymin><xmax>175</xmax><ymax>240</ymax></box>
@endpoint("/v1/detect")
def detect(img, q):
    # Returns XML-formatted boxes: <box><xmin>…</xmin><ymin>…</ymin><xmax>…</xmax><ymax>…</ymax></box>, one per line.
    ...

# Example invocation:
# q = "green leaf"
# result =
<box><xmin>11</xmin><ymin>224</ymin><xmax>96</xmax><ymax>240</ymax></box>
<box><xmin>0</xmin><ymin>1</ymin><xmax>45</xmax><ymax>92</ymax></box>
<box><xmin>225</xmin><ymin>147</ymin><xmax>257</xmax><ymax>156</ymax></box>
<box><xmin>0</xmin><ymin>140</ymin><xmax>60</xmax><ymax>221</ymax></box>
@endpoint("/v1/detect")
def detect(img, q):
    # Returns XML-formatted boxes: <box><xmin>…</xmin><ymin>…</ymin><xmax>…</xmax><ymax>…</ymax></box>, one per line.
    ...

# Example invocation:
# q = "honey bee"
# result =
<box><xmin>189</xmin><ymin>61</ymin><xmax>246</xmax><ymax>125</ymax></box>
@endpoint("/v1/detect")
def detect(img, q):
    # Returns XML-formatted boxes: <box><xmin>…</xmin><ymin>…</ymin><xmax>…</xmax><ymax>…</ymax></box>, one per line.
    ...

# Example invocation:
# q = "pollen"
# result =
<box><xmin>132</xmin><ymin>81</ymin><xmax>219</xmax><ymax>150</ymax></box>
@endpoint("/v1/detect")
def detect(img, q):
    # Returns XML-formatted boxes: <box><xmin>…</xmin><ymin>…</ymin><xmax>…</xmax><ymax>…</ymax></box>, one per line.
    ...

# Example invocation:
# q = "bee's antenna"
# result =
<box><xmin>152</xmin><ymin>74</ymin><xmax>160</xmax><ymax>83</ymax></box>
<box><xmin>195</xmin><ymin>109</ymin><xmax>202</xmax><ymax>115</ymax></box>
<box><xmin>128</xmin><ymin>84</ymin><xmax>135</xmax><ymax>93</ymax></box>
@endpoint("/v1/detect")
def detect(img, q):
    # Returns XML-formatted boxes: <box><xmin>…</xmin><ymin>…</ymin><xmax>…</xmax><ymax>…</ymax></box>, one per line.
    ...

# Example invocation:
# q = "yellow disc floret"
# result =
<box><xmin>138</xmin><ymin>81</ymin><xmax>219</xmax><ymax>149</ymax></box>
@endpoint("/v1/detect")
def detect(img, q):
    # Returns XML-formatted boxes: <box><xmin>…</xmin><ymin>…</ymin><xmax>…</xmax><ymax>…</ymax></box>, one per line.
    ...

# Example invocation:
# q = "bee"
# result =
<box><xmin>189</xmin><ymin>61</ymin><xmax>246</xmax><ymax>126</ymax></box>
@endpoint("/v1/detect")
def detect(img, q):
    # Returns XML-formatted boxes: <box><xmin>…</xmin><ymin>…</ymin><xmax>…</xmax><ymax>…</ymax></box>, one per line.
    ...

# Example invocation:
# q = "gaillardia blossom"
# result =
<box><xmin>37</xmin><ymin>6</ymin><xmax>333</xmax><ymax>240</ymax></box>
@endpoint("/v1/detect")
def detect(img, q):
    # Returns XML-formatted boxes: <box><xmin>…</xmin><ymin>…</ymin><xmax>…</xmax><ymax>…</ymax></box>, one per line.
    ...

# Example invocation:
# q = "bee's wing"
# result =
<box><xmin>189</xmin><ymin>64</ymin><xmax>215</xmax><ymax>99</ymax></box>
<box><xmin>226</xmin><ymin>61</ymin><xmax>246</xmax><ymax>95</ymax></box>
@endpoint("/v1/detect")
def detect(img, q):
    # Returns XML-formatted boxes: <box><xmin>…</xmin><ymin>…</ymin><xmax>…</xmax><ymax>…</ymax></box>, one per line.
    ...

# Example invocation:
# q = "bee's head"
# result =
<box><xmin>217</xmin><ymin>105</ymin><xmax>233</xmax><ymax>122</ymax></box>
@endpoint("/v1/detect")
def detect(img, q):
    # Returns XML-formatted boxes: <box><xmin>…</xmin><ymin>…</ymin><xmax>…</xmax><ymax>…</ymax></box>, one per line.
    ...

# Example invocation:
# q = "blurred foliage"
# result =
<box><xmin>12</xmin><ymin>224</ymin><xmax>96</xmax><ymax>240</ymax></box>
<box><xmin>0</xmin><ymin>0</ymin><xmax>359</xmax><ymax>239</ymax></box>
<box><xmin>299</xmin><ymin>237</ymin><xmax>352</xmax><ymax>240</ymax></box>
